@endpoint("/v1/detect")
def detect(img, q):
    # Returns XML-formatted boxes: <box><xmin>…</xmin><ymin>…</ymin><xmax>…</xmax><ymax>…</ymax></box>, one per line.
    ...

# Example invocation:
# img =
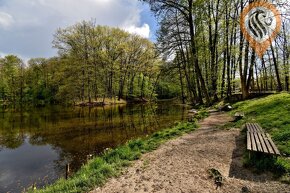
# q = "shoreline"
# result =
<box><xmin>30</xmin><ymin>111</ymin><xmax>208</xmax><ymax>193</ymax></box>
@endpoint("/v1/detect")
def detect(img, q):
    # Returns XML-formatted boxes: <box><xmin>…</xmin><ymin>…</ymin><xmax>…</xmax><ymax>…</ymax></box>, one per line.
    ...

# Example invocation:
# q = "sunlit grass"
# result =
<box><xmin>31</xmin><ymin>111</ymin><xmax>208</xmax><ymax>193</ymax></box>
<box><xmin>232</xmin><ymin>93</ymin><xmax>290</xmax><ymax>180</ymax></box>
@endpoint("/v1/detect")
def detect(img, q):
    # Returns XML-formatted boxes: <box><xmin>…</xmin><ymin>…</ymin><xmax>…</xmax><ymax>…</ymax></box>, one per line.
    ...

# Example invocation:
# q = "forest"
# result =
<box><xmin>1</xmin><ymin>0</ymin><xmax>290</xmax><ymax>192</ymax></box>
<box><xmin>0</xmin><ymin>24</ymin><xmax>159</xmax><ymax>106</ymax></box>
<box><xmin>145</xmin><ymin>0</ymin><xmax>290</xmax><ymax>105</ymax></box>
<box><xmin>0</xmin><ymin>0</ymin><xmax>289</xmax><ymax>107</ymax></box>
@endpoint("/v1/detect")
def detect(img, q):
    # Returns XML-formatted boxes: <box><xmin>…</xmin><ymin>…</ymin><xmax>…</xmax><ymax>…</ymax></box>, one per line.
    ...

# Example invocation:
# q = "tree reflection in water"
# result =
<box><xmin>0</xmin><ymin>103</ymin><xmax>187</xmax><ymax>192</ymax></box>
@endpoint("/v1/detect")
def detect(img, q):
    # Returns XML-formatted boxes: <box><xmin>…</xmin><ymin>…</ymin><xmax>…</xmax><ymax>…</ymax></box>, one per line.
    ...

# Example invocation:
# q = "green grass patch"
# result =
<box><xmin>231</xmin><ymin>93</ymin><xmax>290</xmax><ymax>180</ymax></box>
<box><xmin>31</xmin><ymin>111</ymin><xmax>208</xmax><ymax>193</ymax></box>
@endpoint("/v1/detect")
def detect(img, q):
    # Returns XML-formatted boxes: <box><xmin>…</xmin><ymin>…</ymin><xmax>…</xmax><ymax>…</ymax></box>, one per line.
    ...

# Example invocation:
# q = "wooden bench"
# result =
<box><xmin>246</xmin><ymin>123</ymin><xmax>280</xmax><ymax>156</ymax></box>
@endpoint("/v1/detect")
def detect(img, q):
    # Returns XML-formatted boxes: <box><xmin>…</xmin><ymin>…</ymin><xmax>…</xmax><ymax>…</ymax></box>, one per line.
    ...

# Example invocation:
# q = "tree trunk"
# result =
<box><xmin>177</xmin><ymin>54</ymin><xmax>186</xmax><ymax>104</ymax></box>
<box><xmin>282</xmin><ymin>22</ymin><xmax>289</xmax><ymax>91</ymax></box>
<box><xmin>188</xmin><ymin>0</ymin><xmax>211</xmax><ymax>105</ymax></box>
<box><xmin>270</xmin><ymin>44</ymin><xmax>282</xmax><ymax>91</ymax></box>
<box><xmin>221</xmin><ymin>50</ymin><xmax>227</xmax><ymax>98</ymax></box>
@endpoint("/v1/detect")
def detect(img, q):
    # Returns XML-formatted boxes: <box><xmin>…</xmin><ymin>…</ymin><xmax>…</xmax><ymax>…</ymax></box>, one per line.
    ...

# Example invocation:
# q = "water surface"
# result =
<box><xmin>0</xmin><ymin>103</ymin><xmax>188</xmax><ymax>192</ymax></box>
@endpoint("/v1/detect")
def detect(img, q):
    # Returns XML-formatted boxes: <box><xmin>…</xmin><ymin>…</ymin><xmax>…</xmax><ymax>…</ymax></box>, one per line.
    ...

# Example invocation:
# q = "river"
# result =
<box><xmin>0</xmin><ymin>103</ymin><xmax>188</xmax><ymax>192</ymax></box>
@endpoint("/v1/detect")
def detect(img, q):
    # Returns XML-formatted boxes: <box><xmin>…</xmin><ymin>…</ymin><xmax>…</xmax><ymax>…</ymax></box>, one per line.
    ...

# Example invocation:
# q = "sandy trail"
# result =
<box><xmin>91</xmin><ymin>112</ymin><xmax>290</xmax><ymax>193</ymax></box>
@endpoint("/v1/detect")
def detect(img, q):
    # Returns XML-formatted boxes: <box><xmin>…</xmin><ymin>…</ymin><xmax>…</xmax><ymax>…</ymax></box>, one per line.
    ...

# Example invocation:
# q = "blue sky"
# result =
<box><xmin>0</xmin><ymin>0</ymin><xmax>157</xmax><ymax>60</ymax></box>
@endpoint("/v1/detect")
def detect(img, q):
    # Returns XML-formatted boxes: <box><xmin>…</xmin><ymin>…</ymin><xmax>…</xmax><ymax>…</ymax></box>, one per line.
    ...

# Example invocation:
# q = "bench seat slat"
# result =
<box><xmin>257</xmin><ymin>132</ymin><xmax>268</xmax><ymax>153</ymax></box>
<box><xmin>254</xmin><ymin>123</ymin><xmax>260</xmax><ymax>133</ymax></box>
<box><xmin>254</xmin><ymin>123</ymin><xmax>264</xmax><ymax>133</ymax></box>
<box><xmin>252</xmin><ymin>124</ymin><xmax>260</xmax><ymax>133</ymax></box>
<box><xmin>248</xmin><ymin>123</ymin><xmax>264</xmax><ymax>133</ymax></box>
<box><xmin>247</xmin><ymin>132</ymin><xmax>252</xmax><ymax>150</ymax></box>
<box><xmin>266</xmin><ymin>134</ymin><xmax>281</xmax><ymax>155</ymax></box>
<box><xmin>262</xmin><ymin>133</ymin><xmax>275</xmax><ymax>154</ymax></box>
<box><xmin>251</xmin><ymin>123</ymin><xmax>257</xmax><ymax>133</ymax></box>
<box><xmin>246</xmin><ymin>123</ymin><xmax>251</xmax><ymax>132</ymax></box>
<box><xmin>246</xmin><ymin>123</ymin><xmax>280</xmax><ymax>156</ymax></box>
<box><xmin>254</xmin><ymin>132</ymin><xmax>263</xmax><ymax>152</ymax></box>
<box><xmin>247</xmin><ymin>123</ymin><xmax>253</xmax><ymax>133</ymax></box>
<box><xmin>250</xmin><ymin>132</ymin><xmax>257</xmax><ymax>151</ymax></box>
<box><xmin>253</xmin><ymin>123</ymin><xmax>260</xmax><ymax>133</ymax></box>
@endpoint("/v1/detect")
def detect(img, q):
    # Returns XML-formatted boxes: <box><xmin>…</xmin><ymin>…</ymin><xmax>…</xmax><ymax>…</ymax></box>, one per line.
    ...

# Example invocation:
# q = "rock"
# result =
<box><xmin>234</xmin><ymin>112</ymin><xmax>245</xmax><ymax>121</ymax></box>
<box><xmin>209</xmin><ymin>109</ymin><xmax>218</xmax><ymax>113</ymax></box>
<box><xmin>208</xmin><ymin>168</ymin><xmax>223</xmax><ymax>189</ymax></box>
<box><xmin>234</xmin><ymin>112</ymin><xmax>244</xmax><ymax>117</ymax></box>
<box><xmin>220</xmin><ymin>104</ymin><xmax>233</xmax><ymax>112</ymax></box>
<box><xmin>241</xmin><ymin>186</ymin><xmax>251</xmax><ymax>193</ymax></box>
<box><xmin>188</xmin><ymin>109</ymin><xmax>198</xmax><ymax>114</ymax></box>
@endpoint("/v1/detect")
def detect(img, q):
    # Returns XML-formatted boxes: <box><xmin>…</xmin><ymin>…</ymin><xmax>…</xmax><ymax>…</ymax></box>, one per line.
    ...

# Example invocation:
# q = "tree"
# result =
<box><xmin>0</xmin><ymin>55</ymin><xmax>23</xmax><ymax>105</ymax></box>
<box><xmin>143</xmin><ymin>0</ymin><xmax>290</xmax><ymax>103</ymax></box>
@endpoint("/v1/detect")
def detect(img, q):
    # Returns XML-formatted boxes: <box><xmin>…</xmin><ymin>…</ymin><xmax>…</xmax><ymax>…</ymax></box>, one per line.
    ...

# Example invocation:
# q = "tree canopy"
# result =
<box><xmin>1</xmin><ymin>0</ymin><xmax>290</xmax><ymax>106</ymax></box>
<box><xmin>0</xmin><ymin>22</ymin><xmax>160</xmax><ymax>106</ymax></box>
<box><xmin>143</xmin><ymin>0</ymin><xmax>290</xmax><ymax>105</ymax></box>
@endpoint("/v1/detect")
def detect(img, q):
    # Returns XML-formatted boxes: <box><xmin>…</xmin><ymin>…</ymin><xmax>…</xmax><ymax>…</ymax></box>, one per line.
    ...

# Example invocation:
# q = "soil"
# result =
<box><xmin>91</xmin><ymin>112</ymin><xmax>290</xmax><ymax>193</ymax></box>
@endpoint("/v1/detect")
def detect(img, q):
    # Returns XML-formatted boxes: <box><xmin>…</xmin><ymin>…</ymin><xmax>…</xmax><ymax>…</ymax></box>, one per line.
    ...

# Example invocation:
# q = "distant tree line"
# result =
<box><xmin>143</xmin><ymin>0</ymin><xmax>290</xmax><ymax>105</ymax></box>
<box><xmin>2</xmin><ymin>0</ymin><xmax>290</xmax><ymax>107</ymax></box>
<box><xmin>0</xmin><ymin>23</ymin><xmax>160</xmax><ymax>106</ymax></box>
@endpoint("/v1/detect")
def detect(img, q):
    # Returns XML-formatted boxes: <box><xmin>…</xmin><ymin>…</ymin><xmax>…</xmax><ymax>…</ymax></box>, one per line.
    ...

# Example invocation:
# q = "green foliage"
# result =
<box><xmin>232</xmin><ymin>93</ymin><xmax>290</xmax><ymax>155</ymax></box>
<box><xmin>232</xmin><ymin>93</ymin><xmax>290</xmax><ymax>180</ymax></box>
<box><xmin>276</xmin><ymin>157</ymin><xmax>290</xmax><ymax>174</ymax></box>
<box><xmin>194</xmin><ymin>109</ymin><xmax>209</xmax><ymax>120</ymax></box>
<box><xmin>0</xmin><ymin>23</ymin><xmax>160</xmax><ymax>106</ymax></box>
<box><xmin>52</xmin><ymin>22</ymin><xmax>160</xmax><ymax>104</ymax></box>
<box><xmin>0</xmin><ymin>55</ymin><xmax>24</xmax><ymax>105</ymax></box>
<box><xmin>243</xmin><ymin>153</ymin><xmax>279</xmax><ymax>173</ymax></box>
<box><xmin>143</xmin><ymin>0</ymin><xmax>290</xmax><ymax>105</ymax></box>
<box><xmin>156</xmin><ymin>77</ymin><xmax>181</xmax><ymax>99</ymax></box>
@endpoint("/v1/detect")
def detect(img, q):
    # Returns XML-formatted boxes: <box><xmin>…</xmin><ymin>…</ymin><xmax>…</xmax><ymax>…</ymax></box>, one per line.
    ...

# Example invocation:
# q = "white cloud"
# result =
<box><xmin>0</xmin><ymin>51</ymin><xmax>29</xmax><ymax>63</ymax></box>
<box><xmin>0</xmin><ymin>12</ymin><xmax>14</xmax><ymax>29</ymax></box>
<box><xmin>120</xmin><ymin>6</ymin><xmax>151</xmax><ymax>38</ymax></box>
<box><xmin>0</xmin><ymin>51</ymin><xmax>8</xmax><ymax>58</ymax></box>
<box><xmin>124</xmin><ymin>24</ymin><xmax>150</xmax><ymax>38</ymax></box>
<box><xmin>0</xmin><ymin>0</ymin><xmax>153</xmax><ymax>59</ymax></box>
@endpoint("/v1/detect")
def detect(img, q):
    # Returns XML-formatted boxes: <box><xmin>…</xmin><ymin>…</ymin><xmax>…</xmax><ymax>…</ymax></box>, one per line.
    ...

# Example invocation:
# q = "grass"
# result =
<box><xmin>31</xmin><ymin>110</ymin><xmax>208</xmax><ymax>193</ymax></box>
<box><xmin>231</xmin><ymin>93</ymin><xmax>290</xmax><ymax>180</ymax></box>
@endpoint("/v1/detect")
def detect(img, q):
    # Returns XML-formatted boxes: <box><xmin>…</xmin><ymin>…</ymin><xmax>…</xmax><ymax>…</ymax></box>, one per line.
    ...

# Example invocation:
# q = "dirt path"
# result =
<box><xmin>91</xmin><ymin>112</ymin><xmax>290</xmax><ymax>193</ymax></box>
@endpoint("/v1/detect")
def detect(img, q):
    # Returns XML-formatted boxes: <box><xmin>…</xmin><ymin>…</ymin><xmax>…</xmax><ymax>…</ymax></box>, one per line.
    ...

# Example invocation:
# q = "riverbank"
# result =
<box><xmin>75</xmin><ymin>97</ymin><xmax>150</xmax><ymax>107</ymax></box>
<box><xmin>0</xmin><ymin>97</ymin><xmax>148</xmax><ymax>108</ymax></box>
<box><xmin>30</xmin><ymin>94</ymin><xmax>290</xmax><ymax>192</ymax></box>
<box><xmin>91</xmin><ymin>112</ymin><xmax>290</xmax><ymax>193</ymax></box>
<box><xmin>75</xmin><ymin>98</ymin><xmax>127</xmax><ymax>107</ymax></box>
<box><xmin>0</xmin><ymin>103</ymin><xmax>188</xmax><ymax>192</ymax></box>
<box><xmin>30</xmin><ymin>111</ymin><xmax>208</xmax><ymax>193</ymax></box>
